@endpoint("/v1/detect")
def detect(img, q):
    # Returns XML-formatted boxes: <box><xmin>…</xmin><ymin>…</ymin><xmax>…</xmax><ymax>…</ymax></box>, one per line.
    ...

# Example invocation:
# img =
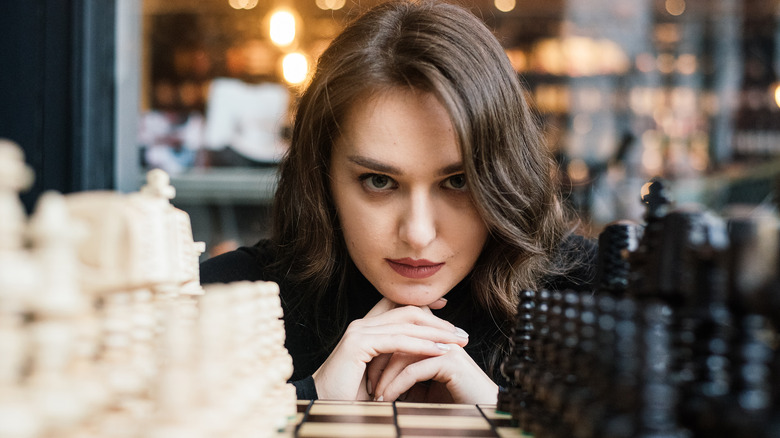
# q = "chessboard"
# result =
<box><xmin>285</xmin><ymin>400</ymin><xmax>531</xmax><ymax>438</ymax></box>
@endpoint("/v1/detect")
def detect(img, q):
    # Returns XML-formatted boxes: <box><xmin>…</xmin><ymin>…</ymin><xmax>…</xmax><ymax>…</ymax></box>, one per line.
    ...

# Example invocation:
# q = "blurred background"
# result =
<box><xmin>2</xmin><ymin>0</ymin><xmax>779</xmax><ymax>260</ymax></box>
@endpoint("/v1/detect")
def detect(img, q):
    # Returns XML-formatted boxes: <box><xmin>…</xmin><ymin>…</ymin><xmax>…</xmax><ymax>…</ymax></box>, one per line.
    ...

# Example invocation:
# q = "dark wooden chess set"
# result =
<box><xmin>499</xmin><ymin>177</ymin><xmax>780</xmax><ymax>438</ymax></box>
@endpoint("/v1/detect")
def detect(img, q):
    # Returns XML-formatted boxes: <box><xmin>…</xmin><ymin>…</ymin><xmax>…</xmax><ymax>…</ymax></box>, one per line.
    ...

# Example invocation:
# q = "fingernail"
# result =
<box><xmin>436</xmin><ymin>342</ymin><xmax>451</xmax><ymax>351</ymax></box>
<box><xmin>455</xmin><ymin>327</ymin><xmax>469</xmax><ymax>338</ymax></box>
<box><xmin>367</xmin><ymin>380</ymin><xmax>372</xmax><ymax>396</ymax></box>
<box><xmin>376</xmin><ymin>395</ymin><xmax>384</xmax><ymax>402</ymax></box>
<box><xmin>438</xmin><ymin>298</ymin><xmax>447</xmax><ymax>303</ymax></box>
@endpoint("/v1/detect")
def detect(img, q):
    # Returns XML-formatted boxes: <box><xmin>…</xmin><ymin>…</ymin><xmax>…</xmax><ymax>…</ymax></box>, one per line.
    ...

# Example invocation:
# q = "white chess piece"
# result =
<box><xmin>28</xmin><ymin>191</ymin><xmax>89</xmax><ymax>317</ymax></box>
<box><xmin>0</xmin><ymin>140</ymin><xmax>41</xmax><ymax>438</ymax></box>
<box><xmin>0</xmin><ymin>146</ymin><xmax>302</xmax><ymax>437</ymax></box>
<box><xmin>0</xmin><ymin>140</ymin><xmax>34</xmax><ymax>252</ymax></box>
<box><xmin>27</xmin><ymin>192</ymin><xmax>94</xmax><ymax>435</ymax></box>
<box><xmin>0</xmin><ymin>140</ymin><xmax>39</xmax><ymax>312</ymax></box>
<box><xmin>136</xmin><ymin>169</ymin><xmax>205</xmax><ymax>297</ymax></box>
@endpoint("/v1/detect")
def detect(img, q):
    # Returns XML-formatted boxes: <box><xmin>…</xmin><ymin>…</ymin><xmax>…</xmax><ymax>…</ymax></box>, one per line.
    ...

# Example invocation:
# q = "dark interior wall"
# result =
<box><xmin>0</xmin><ymin>0</ymin><xmax>116</xmax><ymax>212</ymax></box>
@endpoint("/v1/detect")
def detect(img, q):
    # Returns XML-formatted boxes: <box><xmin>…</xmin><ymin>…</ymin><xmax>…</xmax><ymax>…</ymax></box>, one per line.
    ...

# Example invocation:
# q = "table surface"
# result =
<box><xmin>284</xmin><ymin>400</ymin><xmax>532</xmax><ymax>437</ymax></box>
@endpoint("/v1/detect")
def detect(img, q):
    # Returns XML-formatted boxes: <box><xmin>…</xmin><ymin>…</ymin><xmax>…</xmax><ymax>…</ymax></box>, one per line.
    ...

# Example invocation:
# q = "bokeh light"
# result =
<box><xmin>495</xmin><ymin>0</ymin><xmax>516</xmax><ymax>13</ymax></box>
<box><xmin>317</xmin><ymin>0</ymin><xmax>346</xmax><ymax>10</ymax></box>
<box><xmin>774</xmin><ymin>83</ymin><xmax>780</xmax><ymax>109</ymax></box>
<box><xmin>283</xmin><ymin>52</ymin><xmax>308</xmax><ymax>84</ymax></box>
<box><xmin>228</xmin><ymin>0</ymin><xmax>257</xmax><ymax>9</ymax></box>
<box><xmin>665</xmin><ymin>0</ymin><xmax>686</xmax><ymax>16</ymax></box>
<box><xmin>567</xmin><ymin>158</ymin><xmax>589</xmax><ymax>183</ymax></box>
<box><xmin>269</xmin><ymin>10</ymin><xmax>296</xmax><ymax>47</ymax></box>
<box><xmin>676</xmin><ymin>54</ymin><xmax>697</xmax><ymax>75</ymax></box>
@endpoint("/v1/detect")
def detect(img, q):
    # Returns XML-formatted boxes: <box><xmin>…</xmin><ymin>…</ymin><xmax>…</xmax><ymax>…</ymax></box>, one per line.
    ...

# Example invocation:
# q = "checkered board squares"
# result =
<box><xmin>396</xmin><ymin>402</ymin><xmax>493</xmax><ymax>436</ymax></box>
<box><xmin>296</xmin><ymin>401</ymin><xmax>396</xmax><ymax>437</ymax></box>
<box><xmin>289</xmin><ymin>400</ymin><xmax>530</xmax><ymax>437</ymax></box>
<box><xmin>481</xmin><ymin>408</ymin><xmax>531</xmax><ymax>438</ymax></box>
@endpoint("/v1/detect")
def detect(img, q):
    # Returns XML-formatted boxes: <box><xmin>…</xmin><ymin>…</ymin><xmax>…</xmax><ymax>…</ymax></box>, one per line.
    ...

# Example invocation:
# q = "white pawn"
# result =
<box><xmin>135</xmin><ymin>168</ymin><xmax>205</xmax><ymax>297</ymax></box>
<box><xmin>0</xmin><ymin>139</ymin><xmax>39</xmax><ymax>311</ymax></box>
<box><xmin>0</xmin><ymin>139</ymin><xmax>34</xmax><ymax>251</ymax></box>
<box><xmin>27</xmin><ymin>191</ymin><xmax>89</xmax><ymax>317</ymax></box>
<box><xmin>140</xmin><ymin>168</ymin><xmax>176</xmax><ymax>201</ymax></box>
<box><xmin>0</xmin><ymin>140</ymin><xmax>41</xmax><ymax>438</ymax></box>
<box><xmin>27</xmin><ymin>192</ymin><xmax>93</xmax><ymax>435</ymax></box>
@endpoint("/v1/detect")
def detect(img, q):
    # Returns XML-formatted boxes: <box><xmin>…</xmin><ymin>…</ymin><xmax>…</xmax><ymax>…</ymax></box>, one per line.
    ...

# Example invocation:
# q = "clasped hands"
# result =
<box><xmin>311</xmin><ymin>297</ymin><xmax>498</xmax><ymax>403</ymax></box>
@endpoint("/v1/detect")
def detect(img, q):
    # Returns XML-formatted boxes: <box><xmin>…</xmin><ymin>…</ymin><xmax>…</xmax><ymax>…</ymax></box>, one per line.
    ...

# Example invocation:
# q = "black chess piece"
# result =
<box><xmin>635</xmin><ymin>301</ymin><xmax>689</xmax><ymax>438</ymax></box>
<box><xmin>499</xmin><ymin>289</ymin><xmax>537</xmax><ymax>429</ymax></box>
<box><xmin>630</xmin><ymin>177</ymin><xmax>673</xmax><ymax>299</ymax></box>
<box><xmin>719</xmin><ymin>211</ymin><xmax>779</xmax><ymax>437</ymax></box>
<box><xmin>564</xmin><ymin>292</ymin><xmax>601</xmax><ymax>438</ymax></box>
<box><xmin>533</xmin><ymin>289</ymin><xmax>566</xmax><ymax>438</ymax></box>
<box><xmin>545</xmin><ymin>290</ymin><xmax>581</xmax><ymax>438</ymax></box>
<box><xmin>674</xmin><ymin>211</ymin><xmax>731</xmax><ymax>435</ymax></box>
<box><xmin>598</xmin><ymin>220</ymin><xmax>643</xmax><ymax>297</ymax></box>
<box><xmin>602</xmin><ymin>296</ymin><xmax>640</xmax><ymax>438</ymax></box>
<box><xmin>641</xmin><ymin>177</ymin><xmax>673</xmax><ymax>222</ymax></box>
<box><xmin>523</xmin><ymin>289</ymin><xmax>551</xmax><ymax>434</ymax></box>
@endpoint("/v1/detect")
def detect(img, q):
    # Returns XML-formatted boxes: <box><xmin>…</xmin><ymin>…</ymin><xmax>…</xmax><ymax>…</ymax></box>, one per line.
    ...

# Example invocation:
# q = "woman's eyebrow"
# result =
<box><xmin>439</xmin><ymin>163</ymin><xmax>464</xmax><ymax>176</ymax></box>
<box><xmin>347</xmin><ymin>155</ymin><xmax>401</xmax><ymax>174</ymax></box>
<box><xmin>347</xmin><ymin>155</ymin><xmax>463</xmax><ymax>176</ymax></box>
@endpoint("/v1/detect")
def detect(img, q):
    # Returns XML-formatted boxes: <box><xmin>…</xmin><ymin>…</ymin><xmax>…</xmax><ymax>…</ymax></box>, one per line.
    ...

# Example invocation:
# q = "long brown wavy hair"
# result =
<box><xmin>271</xmin><ymin>0</ymin><xmax>573</xmax><ymax>370</ymax></box>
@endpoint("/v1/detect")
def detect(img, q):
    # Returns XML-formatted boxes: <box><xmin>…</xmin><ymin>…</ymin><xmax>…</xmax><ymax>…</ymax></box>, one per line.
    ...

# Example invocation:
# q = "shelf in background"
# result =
<box><xmin>142</xmin><ymin>167</ymin><xmax>279</xmax><ymax>204</ymax></box>
<box><xmin>671</xmin><ymin>158</ymin><xmax>780</xmax><ymax>210</ymax></box>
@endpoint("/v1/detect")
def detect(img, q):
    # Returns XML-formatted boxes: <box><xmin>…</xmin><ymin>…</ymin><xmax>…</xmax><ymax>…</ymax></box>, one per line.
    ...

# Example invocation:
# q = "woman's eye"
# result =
<box><xmin>361</xmin><ymin>174</ymin><xmax>394</xmax><ymax>190</ymax></box>
<box><xmin>445</xmin><ymin>174</ymin><xmax>467</xmax><ymax>190</ymax></box>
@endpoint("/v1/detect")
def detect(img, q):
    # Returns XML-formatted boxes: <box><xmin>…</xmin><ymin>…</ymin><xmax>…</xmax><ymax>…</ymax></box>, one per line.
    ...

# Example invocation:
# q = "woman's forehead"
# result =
<box><xmin>331</xmin><ymin>88</ymin><xmax>462</xmax><ymax>171</ymax></box>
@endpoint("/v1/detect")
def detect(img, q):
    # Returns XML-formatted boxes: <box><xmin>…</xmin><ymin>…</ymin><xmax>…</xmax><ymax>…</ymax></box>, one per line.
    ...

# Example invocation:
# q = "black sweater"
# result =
<box><xmin>199</xmin><ymin>235</ymin><xmax>597</xmax><ymax>399</ymax></box>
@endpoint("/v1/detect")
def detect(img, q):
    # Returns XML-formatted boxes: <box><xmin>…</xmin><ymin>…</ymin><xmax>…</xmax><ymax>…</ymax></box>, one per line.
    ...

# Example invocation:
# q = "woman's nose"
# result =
<box><xmin>398</xmin><ymin>191</ymin><xmax>437</xmax><ymax>250</ymax></box>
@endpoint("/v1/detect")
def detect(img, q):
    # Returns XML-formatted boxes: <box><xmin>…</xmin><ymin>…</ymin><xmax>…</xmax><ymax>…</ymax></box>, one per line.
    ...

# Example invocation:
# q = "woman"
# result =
<box><xmin>200</xmin><ymin>0</ymin><xmax>596</xmax><ymax>404</ymax></box>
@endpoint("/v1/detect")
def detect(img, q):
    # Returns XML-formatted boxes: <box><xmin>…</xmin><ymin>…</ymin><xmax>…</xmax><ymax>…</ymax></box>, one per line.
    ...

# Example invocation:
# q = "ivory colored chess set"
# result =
<box><xmin>0</xmin><ymin>140</ymin><xmax>296</xmax><ymax>438</ymax></box>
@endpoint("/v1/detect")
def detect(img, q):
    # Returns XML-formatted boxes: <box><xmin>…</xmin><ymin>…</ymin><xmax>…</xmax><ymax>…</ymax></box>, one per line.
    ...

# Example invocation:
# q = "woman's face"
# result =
<box><xmin>329</xmin><ymin>88</ymin><xmax>489</xmax><ymax>306</ymax></box>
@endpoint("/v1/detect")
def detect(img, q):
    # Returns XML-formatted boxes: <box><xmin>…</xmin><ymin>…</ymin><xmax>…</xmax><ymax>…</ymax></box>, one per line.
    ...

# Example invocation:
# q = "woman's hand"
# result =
<box><xmin>311</xmin><ymin>297</ymin><xmax>468</xmax><ymax>400</ymax></box>
<box><xmin>370</xmin><ymin>345</ymin><xmax>499</xmax><ymax>404</ymax></box>
<box><xmin>365</xmin><ymin>303</ymin><xmax>498</xmax><ymax>404</ymax></box>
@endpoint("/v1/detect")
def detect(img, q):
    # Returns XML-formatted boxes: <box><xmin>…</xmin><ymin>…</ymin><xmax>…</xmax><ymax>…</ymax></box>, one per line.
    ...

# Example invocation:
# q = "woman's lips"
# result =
<box><xmin>386</xmin><ymin>258</ymin><xmax>444</xmax><ymax>279</ymax></box>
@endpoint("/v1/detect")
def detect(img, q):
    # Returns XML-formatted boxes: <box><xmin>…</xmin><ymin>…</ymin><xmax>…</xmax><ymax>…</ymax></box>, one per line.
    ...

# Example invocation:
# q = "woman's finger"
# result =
<box><xmin>313</xmin><ymin>298</ymin><xmax>466</xmax><ymax>401</ymax></box>
<box><xmin>374</xmin><ymin>346</ymin><xmax>498</xmax><ymax>404</ymax></box>
<box><xmin>350</xmin><ymin>333</ymin><xmax>455</xmax><ymax>363</ymax></box>
<box><xmin>357</xmin><ymin>322</ymin><xmax>468</xmax><ymax>348</ymax></box>
<box><xmin>312</xmin><ymin>333</ymin><xmax>450</xmax><ymax>400</ymax></box>
<box><xmin>367</xmin><ymin>296</ymin><xmax>447</xmax><ymax>319</ymax></box>
<box><xmin>365</xmin><ymin>297</ymin><xmax>398</xmax><ymax>318</ymax></box>
<box><xmin>366</xmin><ymin>353</ymin><xmax>392</xmax><ymax>397</ymax></box>
<box><xmin>360</xmin><ymin>305</ymin><xmax>462</xmax><ymax>335</ymax></box>
<box><xmin>426</xmin><ymin>297</ymin><xmax>448</xmax><ymax>310</ymax></box>
<box><xmin>375</xmin><ymin>355</ymin><xmax>443</xmax><ymax>402</ymax></box>
<box><xmin>372</xmin><ymin>352</ymin><xmax>421</xmax><ymax>399</ymax></box>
